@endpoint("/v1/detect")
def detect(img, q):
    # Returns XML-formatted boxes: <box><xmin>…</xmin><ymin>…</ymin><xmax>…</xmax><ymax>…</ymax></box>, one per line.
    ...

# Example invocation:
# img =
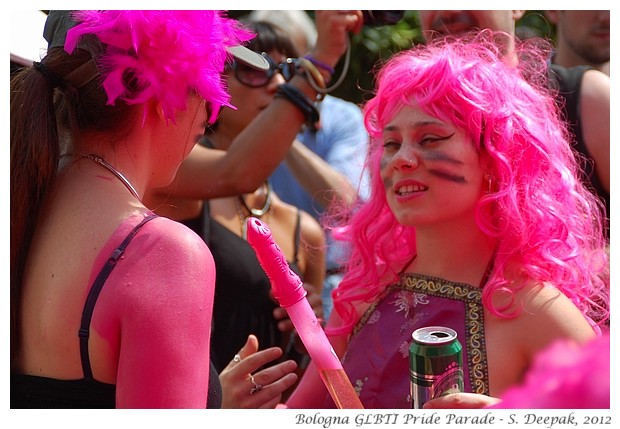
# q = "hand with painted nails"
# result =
<box><xmin>219</xmin><ymin>335</ymin><xmax>298</xmax><ymax>409</ymax></box>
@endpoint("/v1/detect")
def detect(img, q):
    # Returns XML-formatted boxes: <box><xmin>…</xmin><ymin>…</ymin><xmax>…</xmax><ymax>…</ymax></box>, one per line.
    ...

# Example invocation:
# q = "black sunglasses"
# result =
<box><xmin>232</xmin><ymin>53</ymin><xmax>299</xmax><ymax>88</ymax></box>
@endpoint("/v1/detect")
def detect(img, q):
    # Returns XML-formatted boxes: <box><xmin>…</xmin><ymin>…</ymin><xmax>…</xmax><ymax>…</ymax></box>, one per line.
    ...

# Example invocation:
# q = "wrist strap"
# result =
<box><xmin>275</xmin><ymin>83</ymin><xmax>320</xmax><ymax>131</ymax></box>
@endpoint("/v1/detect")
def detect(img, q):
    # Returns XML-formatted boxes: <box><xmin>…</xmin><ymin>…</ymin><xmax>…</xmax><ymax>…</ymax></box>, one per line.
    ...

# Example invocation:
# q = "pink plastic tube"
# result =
<box><xmin>246</xmin><ymin>218</ymin><xmax>363</xmax><ymax>409</ymax></box>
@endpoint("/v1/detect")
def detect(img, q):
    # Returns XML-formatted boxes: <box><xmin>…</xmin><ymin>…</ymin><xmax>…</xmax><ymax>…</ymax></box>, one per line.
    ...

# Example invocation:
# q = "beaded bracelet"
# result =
<box><xmin>275</xmin><ymin>83</ymin><xmax>320</xmax><ymax>131</ymax></box>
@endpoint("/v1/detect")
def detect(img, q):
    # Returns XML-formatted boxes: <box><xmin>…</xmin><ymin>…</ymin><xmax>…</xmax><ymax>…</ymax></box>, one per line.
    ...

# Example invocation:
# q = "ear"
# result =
<box><xmin>512</xmin><ymin>11</ymin><xmax>526</xmax><ymax>21</ymax></box>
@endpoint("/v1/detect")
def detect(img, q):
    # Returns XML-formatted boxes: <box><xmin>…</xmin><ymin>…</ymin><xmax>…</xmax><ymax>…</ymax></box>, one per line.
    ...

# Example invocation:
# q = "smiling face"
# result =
<box><xmin>380</xmin><ymin>104</ymin><xmax>485</xmax><ymax>227</ymax></box>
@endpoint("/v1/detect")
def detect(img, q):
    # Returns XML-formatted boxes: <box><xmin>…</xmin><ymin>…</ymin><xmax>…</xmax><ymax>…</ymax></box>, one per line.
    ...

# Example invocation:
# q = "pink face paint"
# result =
<box><xmin>245</xmin><ymin>218</ymin><xmax>364</xmax><ymax>409</ymax></box>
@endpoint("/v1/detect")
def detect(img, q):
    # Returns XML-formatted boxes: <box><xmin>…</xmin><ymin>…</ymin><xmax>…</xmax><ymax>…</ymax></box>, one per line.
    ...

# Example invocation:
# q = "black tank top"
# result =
<box><xmin>182</xmin><ymin>201</ymin><xmax>303</xmax><ymax>373</ymax></box>
<box><xmin>548</xmin><ymin>64</ymin><xmax>610</xmax><ymax>236</ymax></box>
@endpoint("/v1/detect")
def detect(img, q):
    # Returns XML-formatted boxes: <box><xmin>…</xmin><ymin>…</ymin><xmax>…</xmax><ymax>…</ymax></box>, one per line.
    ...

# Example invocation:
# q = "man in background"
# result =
<box><xmin>545</xmin><ymin>10</ymin><xmax>610</xmax><ymax>76</ymax></box>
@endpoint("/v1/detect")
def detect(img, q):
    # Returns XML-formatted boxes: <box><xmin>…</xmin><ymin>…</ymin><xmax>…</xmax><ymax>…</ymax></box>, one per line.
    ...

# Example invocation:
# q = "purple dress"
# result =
<box><xmin>324</xmin><ymin>273</ymin><xmax>490</xmax><ymax>408</ymax></box>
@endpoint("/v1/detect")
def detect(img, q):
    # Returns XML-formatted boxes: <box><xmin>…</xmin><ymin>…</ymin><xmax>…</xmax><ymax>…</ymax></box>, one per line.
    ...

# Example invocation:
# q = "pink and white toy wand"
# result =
<box><xmin>245</xmin><ymin>217</ymin><xmax>364</xmax><ymax>409</ymax></box>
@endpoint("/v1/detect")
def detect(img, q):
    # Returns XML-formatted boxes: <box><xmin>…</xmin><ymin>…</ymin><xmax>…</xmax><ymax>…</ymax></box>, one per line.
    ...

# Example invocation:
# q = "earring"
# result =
<box><xmin>484</xmin><ymin>174</ymin><xmax>493</xmax><ymax>193</ymax></box>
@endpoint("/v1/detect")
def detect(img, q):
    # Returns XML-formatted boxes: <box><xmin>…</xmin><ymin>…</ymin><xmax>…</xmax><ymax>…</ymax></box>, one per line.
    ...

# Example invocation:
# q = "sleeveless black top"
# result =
<box><xmin>549</xmin><ymin>64</ymin><xmax>610</xmax><ymax>236</ymax></box>
<box><xmin>11</xmin><ymin>214</ymin><xmax>223</xmax><ymax>408</ymax></box>
<box><xmin>182</xmin><ymin>201</ymin><xmax>303</xmax><ymax>373</ymax></box>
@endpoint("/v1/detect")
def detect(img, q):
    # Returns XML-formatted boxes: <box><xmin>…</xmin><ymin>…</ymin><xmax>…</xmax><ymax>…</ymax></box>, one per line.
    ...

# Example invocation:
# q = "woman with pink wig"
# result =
<box><xmin>285</xmin><ymin>31</ymin><xmax>609</xmax><ymax>408</ymax></box>
<box><xmin>10</xmin><ymin>10</ymin><xmax>321</xmax><ymax>408</ymax></box>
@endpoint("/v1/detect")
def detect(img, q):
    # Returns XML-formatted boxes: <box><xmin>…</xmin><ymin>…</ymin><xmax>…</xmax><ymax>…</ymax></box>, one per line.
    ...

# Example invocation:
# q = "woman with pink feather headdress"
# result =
<box><xmin>9</xmin><ymin>10</ymin><xmax>346</xmax><ymax>409</ymax></box>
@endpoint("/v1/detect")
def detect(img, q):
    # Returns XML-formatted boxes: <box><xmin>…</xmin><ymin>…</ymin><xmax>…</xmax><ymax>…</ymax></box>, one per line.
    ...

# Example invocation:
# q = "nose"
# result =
<box><xmin>266</xmin><ymin>71</ymin><xmax>286</xmax><ymax>92</ymax></box>
<box><xmin>392</xmin><ymin>147</ymin><xmax>420</xmax><ymax>171</ymax></box>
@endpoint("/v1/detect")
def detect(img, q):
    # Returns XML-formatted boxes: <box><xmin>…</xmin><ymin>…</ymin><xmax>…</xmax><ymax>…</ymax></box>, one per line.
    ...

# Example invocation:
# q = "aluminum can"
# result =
<box><xmin>409</xmin><ymin>326</ymin><xmax>464</xmax><ymax>409</ymax></box>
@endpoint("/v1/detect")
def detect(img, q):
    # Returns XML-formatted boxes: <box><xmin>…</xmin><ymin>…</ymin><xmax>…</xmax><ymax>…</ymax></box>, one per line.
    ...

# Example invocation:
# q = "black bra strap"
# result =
<box><xmin>78</xmin><ymin>214</ymin><xmax>158</xmax><ymax>380</ymax></box>
<box><xmin>292</xmin><ymin>208</ymin><xmax>301</xmax><ymax>265</ymax></box>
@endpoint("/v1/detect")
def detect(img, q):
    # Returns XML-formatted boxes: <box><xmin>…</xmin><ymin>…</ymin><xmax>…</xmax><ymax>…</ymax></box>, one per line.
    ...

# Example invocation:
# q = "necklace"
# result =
<box><xmin>237</xmin><ymin>181</ymin><xmax>272</xmax><ymax>217</ymax></box>
<box><xmin>235</xmin><ymin>182</ymin><xmax>272</xmax><ymax>239</ymax></box>
<box><xmin>81</xmin><ymin>153</ymin><xmax>141</xmax><ymax>202</ymax></box>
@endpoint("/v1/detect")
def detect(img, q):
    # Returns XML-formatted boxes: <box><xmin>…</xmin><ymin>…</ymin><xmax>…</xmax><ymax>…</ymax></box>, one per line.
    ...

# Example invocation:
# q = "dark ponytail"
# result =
<box><xmin>10</xmin><ymin>47</ymin><xmax>136</xmax><ymax>365</ymax></box>
<box><xmin>10</xmin><ymin>59</ymin><xmax>60</xmax><ymax>364</ymax></box>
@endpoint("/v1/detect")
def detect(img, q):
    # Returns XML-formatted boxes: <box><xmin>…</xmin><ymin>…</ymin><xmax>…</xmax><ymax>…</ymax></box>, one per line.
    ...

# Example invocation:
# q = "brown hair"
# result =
<box><xmin>10</xmin><ymin>47</ymin><xmax>137</xmax><ymax>364</ymax></box>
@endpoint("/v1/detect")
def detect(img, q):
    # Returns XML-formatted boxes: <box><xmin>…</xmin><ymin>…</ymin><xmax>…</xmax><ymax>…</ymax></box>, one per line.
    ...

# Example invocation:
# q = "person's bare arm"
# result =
<box><xmin>284</xmin><ymin>139</ymin><xmax>359</xmax><ymax>208</ymax></box>
<box><xmin>150</xmin><ymin>11</ymin><xmax>363</xmax><ymax>202</ymax></box>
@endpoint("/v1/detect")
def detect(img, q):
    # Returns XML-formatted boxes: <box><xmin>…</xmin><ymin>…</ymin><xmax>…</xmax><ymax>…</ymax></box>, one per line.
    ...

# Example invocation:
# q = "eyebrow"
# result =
<box><xmin>383</xmin><ymin>120</ymin><xmax>446</xmax><ymax>132</ymax></box>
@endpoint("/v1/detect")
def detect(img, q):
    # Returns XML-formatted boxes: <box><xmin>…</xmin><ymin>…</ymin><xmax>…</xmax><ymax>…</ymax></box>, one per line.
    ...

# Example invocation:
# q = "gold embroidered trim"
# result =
<box><xmin>353</xmin><ymin>273</ymin><xmax>490</xmax><ymax>395</ymax></box>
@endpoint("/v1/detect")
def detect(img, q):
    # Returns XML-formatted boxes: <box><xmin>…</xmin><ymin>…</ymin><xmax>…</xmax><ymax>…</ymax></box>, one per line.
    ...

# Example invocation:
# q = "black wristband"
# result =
<box><xmin>275</xmin><ymin>83</ymin><xmax>320</xmax><ymax>131</ymax></box>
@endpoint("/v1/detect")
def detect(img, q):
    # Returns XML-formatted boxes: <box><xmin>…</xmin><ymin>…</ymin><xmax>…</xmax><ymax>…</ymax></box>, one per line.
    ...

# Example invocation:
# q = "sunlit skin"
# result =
<box><xmin>379</xmin><ymin>105</ymin><xmax>485</xmax><ymax>227</ymax></box>
<box><xmin>150</xmin><ymin>95</ymin><xmax>208</xmax><ymax>188</ymax></box>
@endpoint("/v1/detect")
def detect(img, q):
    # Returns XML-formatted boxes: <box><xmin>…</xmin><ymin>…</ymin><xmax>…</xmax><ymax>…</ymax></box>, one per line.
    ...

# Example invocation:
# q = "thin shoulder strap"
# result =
<box><xmin>399</xmin><ymin>254</ymin><xmax>417</xmax><ymax>274</ymax></box>
<box><xmin>78</xmin><ymin>214</ymin><xmax>158</xmax><ymax>380</ymax></box>
<box><xmin>202</xmin><ymin>200</ymin><xmax>211</xmax><ymax>243</ymax></box>
<box><xmin>292</xmin><ymin>208</ymin><xmax>301</xmax><ymax>264</ymax></box>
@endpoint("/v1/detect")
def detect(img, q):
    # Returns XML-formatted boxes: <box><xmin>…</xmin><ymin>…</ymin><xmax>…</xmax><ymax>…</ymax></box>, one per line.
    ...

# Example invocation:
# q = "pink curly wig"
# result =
<box><xmin>327</xmin><ymin>31</ymin><xmax>608</xmax><ymax>336</ymax></box>
<box><xmin>65</xmin><ymin>10</ymin><xmax>254</xmax><ymax>123</ymax></box>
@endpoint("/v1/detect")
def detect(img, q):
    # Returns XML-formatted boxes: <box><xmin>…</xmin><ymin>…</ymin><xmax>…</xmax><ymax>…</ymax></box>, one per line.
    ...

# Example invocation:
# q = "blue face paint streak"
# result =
<box><xmin>421</xmin><ymin>150</ymin><xmax>464</xmax><ymax>165</ymax></box>
<box><xmin>428</xmin><ymin>169</ymin><xmax>467</xmax><ymax>183</ymax></box>
<box><xmin>420</xmin><ymin>147</ymin><xmax>467</xmax><ymax>183</ymax></box>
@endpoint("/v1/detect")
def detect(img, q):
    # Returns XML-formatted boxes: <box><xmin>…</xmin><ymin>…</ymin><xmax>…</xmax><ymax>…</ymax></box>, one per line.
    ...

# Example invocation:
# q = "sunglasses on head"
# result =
<box><xmin>232</xmin><ymin>53</ymin><xmax>300</xmax><ymax>88</ymax></box>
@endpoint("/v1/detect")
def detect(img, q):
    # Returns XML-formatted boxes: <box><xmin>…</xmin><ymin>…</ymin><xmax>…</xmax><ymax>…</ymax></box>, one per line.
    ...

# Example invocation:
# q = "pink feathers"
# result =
<box><xmin>492</xmin><ymin>333</ymin><xmax>610</xmax><ymax>409</ymax></box>
<box><xmin>65</xmin><ymin>10</ymin><xmax>254</xmax><ymax>123</ymax></box>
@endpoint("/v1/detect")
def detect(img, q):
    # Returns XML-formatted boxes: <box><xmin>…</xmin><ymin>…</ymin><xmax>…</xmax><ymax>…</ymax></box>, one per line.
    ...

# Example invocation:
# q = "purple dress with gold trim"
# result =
<box><xmin>324</xmin><ymin>273</ymin><xmax>490</xmax><ymax>408</ymax></box>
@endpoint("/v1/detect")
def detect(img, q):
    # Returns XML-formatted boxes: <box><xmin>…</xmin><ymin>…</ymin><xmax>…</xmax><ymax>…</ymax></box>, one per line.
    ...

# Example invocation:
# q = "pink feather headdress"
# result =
<box><xmin>64</xmin><ymin>10</ymin><xmax>254</xmax><ymax>123</ymax></box>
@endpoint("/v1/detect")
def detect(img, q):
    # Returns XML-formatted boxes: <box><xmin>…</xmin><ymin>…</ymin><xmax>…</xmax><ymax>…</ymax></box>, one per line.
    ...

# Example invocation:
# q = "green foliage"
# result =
<box><xmin>331</xmin><ymin>11</ymin><xmax>424</xmax><ymax>105</ymax></box>
<box><xmin>518</xmin><ymin>11</ymin><xmax>555</xmax><ymax>40</ymax></box>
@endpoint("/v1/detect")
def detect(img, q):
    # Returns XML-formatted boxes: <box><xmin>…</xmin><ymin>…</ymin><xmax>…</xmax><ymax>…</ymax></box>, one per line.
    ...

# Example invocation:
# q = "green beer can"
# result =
<box><xmin>409</xmin><ymin>326</ymin><xmax>464</xmax><ymax>409</ymax></box>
